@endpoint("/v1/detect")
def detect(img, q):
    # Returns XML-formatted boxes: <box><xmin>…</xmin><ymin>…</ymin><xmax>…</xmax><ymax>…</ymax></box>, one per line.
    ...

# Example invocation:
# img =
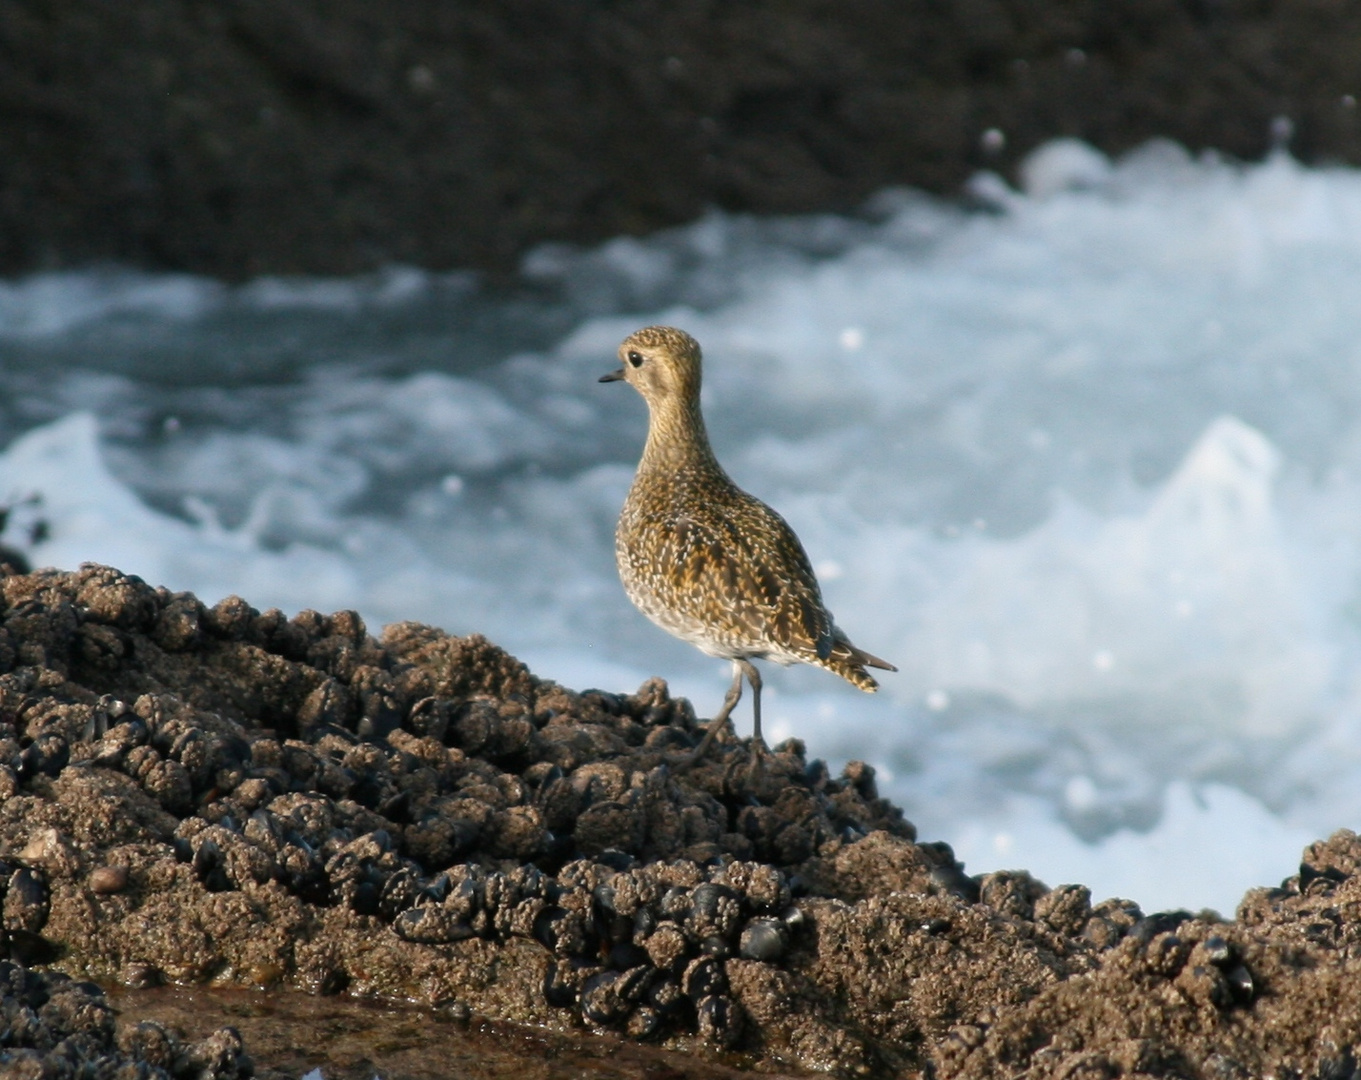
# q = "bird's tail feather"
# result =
<box><xmin>832</xmin><ymin>660</ymin><xmax>881</xmax><ymax>692</ymax></box>
<box><xmin>821</xmin><ymin>645</ymin><xmax>895</xmax><ymax>692</ymax></box>
<box><xmin>843</xmin><ymin>643</ymin><xmax>894</xmax><ymax>672</ymax></box>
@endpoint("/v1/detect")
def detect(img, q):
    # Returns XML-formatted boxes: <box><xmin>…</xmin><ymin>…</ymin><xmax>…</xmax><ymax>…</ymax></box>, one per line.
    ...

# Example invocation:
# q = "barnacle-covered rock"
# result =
<box><xmin>2</xmin><ymin>868</ymin><xmax>49</xmax><ymax>933</ymax></box>
<box><xmin>643</xmin><ymin>922</ymin><xmax>690</xmax><ymax>972</ymax></box>
<box><xmin>695</xmin><ymin>993</ymin><xmax>742</xmax><ymax>1048</ymax></box>
<box><xmin>580</xmin><ymin>969</ymin><xmax>630</xmax><ymax>1026</ymax></box>
<box><xmin>0</xmin><ymin>564</ymin><xmax>1350</xmax><ymax>1078</ymax></box>
<box><xmin>682</xmin><ymin>882</ymin><xmax>741</xmax><ymax>942</ymax></box>
<box><xmin>393</xmin><ymin>903</ymin><xmax>477</xmax><ymax>944</ymax></box>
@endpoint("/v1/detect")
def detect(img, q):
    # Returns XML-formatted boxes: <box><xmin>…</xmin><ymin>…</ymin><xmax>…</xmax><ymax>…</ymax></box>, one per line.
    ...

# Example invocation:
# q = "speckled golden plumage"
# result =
<box><xmin>600</xmin><ymin>325</ymin><xmax>894</xmax><ymax>758</ymax></box>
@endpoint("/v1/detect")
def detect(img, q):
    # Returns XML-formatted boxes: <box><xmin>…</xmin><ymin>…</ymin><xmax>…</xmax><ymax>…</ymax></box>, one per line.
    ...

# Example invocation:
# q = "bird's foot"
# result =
<box><xmin>669</xmin><ymin>715</ymin><xmax>733</xmax><ymax>774</ymax></box>
<box><xmin>744</xmin><ymin>736</ymin><xmax>769</xmax><ymax>788</ymax></box>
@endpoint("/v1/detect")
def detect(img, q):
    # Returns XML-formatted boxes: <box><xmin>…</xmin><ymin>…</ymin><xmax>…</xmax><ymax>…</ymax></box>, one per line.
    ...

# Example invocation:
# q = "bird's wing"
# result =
<box><xmin>661</xmin><ymin>498</ymin><xmax>835</xmax><ymax>659</ymax></box>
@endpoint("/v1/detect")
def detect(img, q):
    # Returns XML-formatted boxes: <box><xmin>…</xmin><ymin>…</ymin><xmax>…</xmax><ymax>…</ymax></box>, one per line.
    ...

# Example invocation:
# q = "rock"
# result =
<box><xmin>88</xmin><ymin>864</ymin><xmax>130</xmax><ymax>894</ymax></box>
<box><xmin>7</xmin><ymin>5</ymin><xmax>1361</xmax><ymax>279</ymax></box>
<box><xmin>0</xmin><ymin>966</ymin><xmax>249</xmax><ymax>1078</ymax></box>
<box><xmin>2</xmin><ymin>868</ymin><xmax>48</xmax><ymax>932</ymax></box>
<box><xmin>1034</xmin><ymin>883</ymin><xmax>1092</xmax><ymax>936</ymax></box>
<box><xmin>0</xmin><ymin>565</ymin><xmax>1349</xmax><ymax>1078</ymax></box>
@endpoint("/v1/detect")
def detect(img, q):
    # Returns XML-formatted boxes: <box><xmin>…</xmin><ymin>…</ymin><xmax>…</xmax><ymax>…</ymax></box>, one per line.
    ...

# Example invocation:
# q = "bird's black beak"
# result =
<box><xmin>598</xmin><ymin>369</ymin><xmax>625</xmax><ymax>383</ymax></box>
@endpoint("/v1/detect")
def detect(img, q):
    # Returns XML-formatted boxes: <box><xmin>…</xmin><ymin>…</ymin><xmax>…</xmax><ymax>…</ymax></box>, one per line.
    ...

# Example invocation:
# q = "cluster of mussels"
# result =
<box><xmin>0</xmin><ymin>961</ymin><xmax>252</xmax><ymax>1078</ymax></box>
<box><xmin>0</xmin><ymin>565</ymin><xmax>918</xmax><ymax>1044</ymax></box>
<box><xmin>0</xmin><ymin>859</ymin><xmax>53</xmax><ymax>969</ymax></box>
<box><xmin>402</xmin><ymin>854</ymin><xmax>800</xmax><ymax>1045</ymax></box>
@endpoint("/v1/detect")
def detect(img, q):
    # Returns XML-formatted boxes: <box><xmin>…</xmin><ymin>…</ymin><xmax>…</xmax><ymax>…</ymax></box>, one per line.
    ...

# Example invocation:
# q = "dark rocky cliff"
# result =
<box><xmin>4</xmin><ymin>0</ymin><xmax>1361</xmax><ymax>279</ymax></box>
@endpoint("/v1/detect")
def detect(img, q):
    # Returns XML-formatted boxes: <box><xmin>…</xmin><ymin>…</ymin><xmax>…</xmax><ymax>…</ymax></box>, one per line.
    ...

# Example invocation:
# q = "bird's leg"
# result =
<box><xmin>681</xmin><ymin>661</ymin><xmax>744</xmax><ymax>768</ymax></box>
<box><xmin>738</xmin><ymin>658</ymin><xmax>767</xmax><ymax>783</ymax></box>
<box><xmin>738</xmin><ymin>658</ymin><xmax>765</xmax><ymax>746</ymax></box>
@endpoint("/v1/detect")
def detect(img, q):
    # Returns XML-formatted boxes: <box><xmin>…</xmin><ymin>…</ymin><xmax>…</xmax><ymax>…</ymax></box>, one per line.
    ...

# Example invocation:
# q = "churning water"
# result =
<box><xmin>4</xmin><ymin>138</ymin><xmax>1359</xmax><ymax>914</ymax></box>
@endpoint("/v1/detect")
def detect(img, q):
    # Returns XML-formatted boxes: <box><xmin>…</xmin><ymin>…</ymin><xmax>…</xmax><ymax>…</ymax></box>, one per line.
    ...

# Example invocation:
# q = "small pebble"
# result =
<box><xmin>120</xmin><ymin>962</ymin><xmax>164</xmax><ymax>989</ymax></box>
<box><xmin>435</xmin><ymin>1000</ymin><xmax>472</xmax><ymax>1024</ymax></box>
<box><xmin>90</xmin><ymin>865</ymin><xmax>130</xmax><ymax>894</ymax></box>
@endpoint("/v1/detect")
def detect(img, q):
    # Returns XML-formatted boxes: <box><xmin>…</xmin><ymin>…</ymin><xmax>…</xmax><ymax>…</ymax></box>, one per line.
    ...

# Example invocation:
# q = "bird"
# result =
<box><xmin>599</xmin><ymin>325</ymin><xmax>895</xmax><ymax>771</ymax></box>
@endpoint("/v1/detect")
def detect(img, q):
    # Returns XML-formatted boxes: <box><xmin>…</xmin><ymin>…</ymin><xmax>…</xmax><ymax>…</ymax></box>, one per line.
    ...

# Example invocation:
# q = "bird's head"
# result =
<box><xmin>599</xmin><ymin>325</ymin><xmax>703</xmax><ymax>408</ymax></box>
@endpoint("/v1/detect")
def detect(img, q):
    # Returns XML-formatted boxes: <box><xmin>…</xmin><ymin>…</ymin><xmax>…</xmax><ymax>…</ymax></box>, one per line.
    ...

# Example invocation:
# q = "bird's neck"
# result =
<box><xmin>639</xmin><ymin>395</ymin><xmax>723</xmax><ymax>475</ymax></box>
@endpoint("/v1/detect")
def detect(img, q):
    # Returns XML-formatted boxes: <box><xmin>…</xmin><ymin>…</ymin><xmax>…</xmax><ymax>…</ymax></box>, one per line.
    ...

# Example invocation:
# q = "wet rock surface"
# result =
<box><xmin>0</xmin><ymin>961</ymin><xmax>252</xmax><ymax>1079</ymax></box>
<box><xmin>6</xmin><ymin>2</ymin><xmax>1361</xmax><ymax>279</ymax></box>
<box><xmin>105</xmin><ymin>984</ymin><xmax>785</xmax><ymax>1080</ymax></box>
<box><xmin>0</xmin><ymin>564</ymin><xmax>1356</xmax><ymax>1077</ymax></box>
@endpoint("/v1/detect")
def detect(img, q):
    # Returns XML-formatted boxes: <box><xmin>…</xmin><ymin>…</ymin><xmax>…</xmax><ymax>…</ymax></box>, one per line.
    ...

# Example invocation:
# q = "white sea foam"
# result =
<box><xmin>0</xmin><ymin>270</ymin><xmax>224</xmax><ymax>338</ymax></box>
<box><xmin>0</xmin><ymin>265</ymin><xmax>466</xmax><ymax>341</ymax></box>
<box><xmin>4</xmin><ymin>140</ymin><xmax>1361</xmax><ymax>913</ymax></box>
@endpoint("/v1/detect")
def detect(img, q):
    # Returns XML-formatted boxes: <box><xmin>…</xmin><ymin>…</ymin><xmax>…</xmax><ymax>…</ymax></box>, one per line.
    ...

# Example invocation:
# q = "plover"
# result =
<box><xmin>600</xmin><ymin>325</ymin><xmax>895</xmax><ymax>768</ymax></box>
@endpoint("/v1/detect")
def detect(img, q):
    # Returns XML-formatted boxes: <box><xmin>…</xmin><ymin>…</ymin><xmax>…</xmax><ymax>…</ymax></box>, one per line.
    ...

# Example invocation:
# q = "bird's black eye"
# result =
<box><xmin>627</xmin><ymin>350</ymin><xmax>644</xmax><ymax>368</ymax></box>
